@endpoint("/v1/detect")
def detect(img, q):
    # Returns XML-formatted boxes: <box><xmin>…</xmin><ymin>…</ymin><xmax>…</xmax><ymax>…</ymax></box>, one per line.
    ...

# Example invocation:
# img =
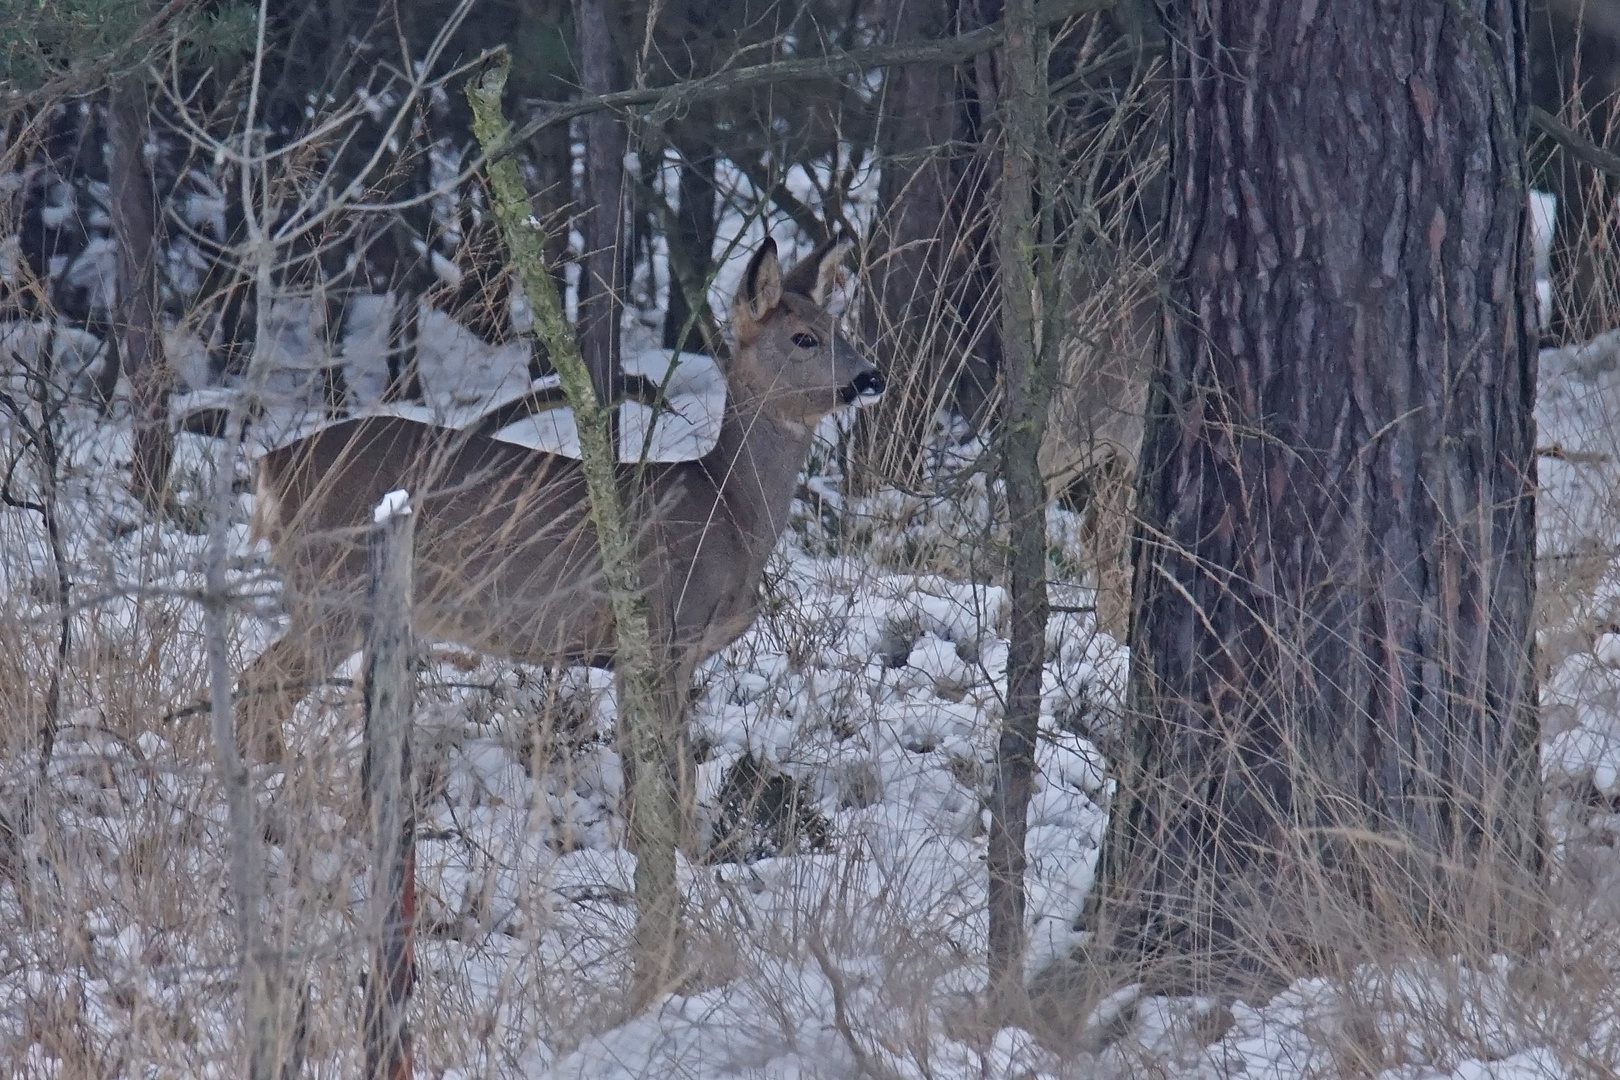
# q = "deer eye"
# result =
<box><xmin>791</xmin><ymin>332</ymin><xmax>821</xmax><ymax>350</ymax></box>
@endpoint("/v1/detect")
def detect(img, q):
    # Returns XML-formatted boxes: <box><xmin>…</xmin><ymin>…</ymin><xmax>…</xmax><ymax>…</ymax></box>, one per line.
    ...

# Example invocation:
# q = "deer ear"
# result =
<box><xmin>734</xmin><ymin>238</ymin><xmax>783</xmax><ymax>329</ymax></box>
<box><xmin>781</xmin><ymin>231</ymin><xmax>855</xmax><ymax>306</ymax></box>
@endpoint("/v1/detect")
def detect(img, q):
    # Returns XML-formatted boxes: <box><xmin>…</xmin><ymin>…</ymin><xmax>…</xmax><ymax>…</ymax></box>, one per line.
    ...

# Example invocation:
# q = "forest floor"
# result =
<box><xmin>1</xmin><ymin>226</ymin><xmax>1618</xmax><ymax>1076</ymax></box>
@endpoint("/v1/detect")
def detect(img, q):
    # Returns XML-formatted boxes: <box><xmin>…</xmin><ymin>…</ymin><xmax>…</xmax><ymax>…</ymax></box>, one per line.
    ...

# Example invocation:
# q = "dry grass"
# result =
<box><xmin>3</xmin><ymin>35</ymin><xmax>1620</xmax><ymax>1080</ymax></box>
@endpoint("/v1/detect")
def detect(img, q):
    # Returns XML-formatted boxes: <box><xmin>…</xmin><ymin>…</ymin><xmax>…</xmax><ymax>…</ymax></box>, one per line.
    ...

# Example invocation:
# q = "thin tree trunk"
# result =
<box><xmin>985</xmin><ymin>0</ymin><xmax>1050</xmax><ymax>1009</ymax></box>
<box><xmin>857</xmin><ymin>0</ymin><xmax>971</xmax><ymax>485</ymax></box>
<box><xmin>204</xmin><ymin>397</ymin><xmax>288</xmax><ymax>1080</ymax></box>
<box><xmin>520</xmin><ymin>119</ymin><xmax>575</xmax><ymax>381</ymax></box>
<box><xmin>944</xmin><ymin>0</ymin><xmax>1014</xmax><ymax>435</ymax></box>
<box><xmin>206</xmin><ymin>147</ymin><xmax>300</xmax><ymax>1080</ymax></box>
<box><xmin>662</xmin><ymin>133</ymin><xmax>717</xmax><ymax>355</ymax></box>
<box><xmin>30</xmin><ymin>345</ymin><xmax>70</xmax><ymax>771</ymax></box>
<box><xmin>1091</xmin><ymin>0</ymin><xmax>1544</xmax><ymax>993</ymax></box>
<box><xmin>470</xmin><ymin>62</ymin><xmax>683</xmax><ymax>1011</ymax></box>
<box><xmin>108</xmin><ymin>75</ymin><xmax>172</xmax><ymax>508</ymax></box>
<box><xmin>575</xmin><ymin>0</ymin><xmax>629</xmax><ymax>401</ymax></box>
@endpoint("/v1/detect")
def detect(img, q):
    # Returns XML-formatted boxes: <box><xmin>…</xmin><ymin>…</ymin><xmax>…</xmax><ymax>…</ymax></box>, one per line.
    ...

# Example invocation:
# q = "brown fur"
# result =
<box><xmin>1038</xmin><ymin>258</ymin><xmax>1158</xmax><ymax>642</ymax></box>
<box><xmin>238</xmin><ymin>236</ymin><xmax>882</xmax><ymax>759</ymax></box>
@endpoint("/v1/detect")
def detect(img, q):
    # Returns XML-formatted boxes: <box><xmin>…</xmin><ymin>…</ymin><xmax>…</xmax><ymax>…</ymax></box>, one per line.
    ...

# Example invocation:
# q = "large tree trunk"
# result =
<box><xmin>779</xmin><ymin>0</ymin><xmax>1054</xmax><ymax>491</ymax></box>
<box><xmin>662</xmin><ymin>131</ymin><xmax>718</xmax><ymax>355</ymax></box>
<box><xmin>574</xmin><ymin>0</ymin><xmax>629</xmax><ymax>402</ymax></box>
<box><xmin>1091</xmin><ymin>0</ymin><xmax>1544</xmax><ymax>992</ymax></box>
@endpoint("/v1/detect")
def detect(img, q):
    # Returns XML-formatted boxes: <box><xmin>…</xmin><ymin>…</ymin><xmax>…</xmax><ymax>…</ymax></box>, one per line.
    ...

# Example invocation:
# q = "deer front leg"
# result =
<box><xmin>660</xmin><ymin>651</ymin><xmax>703</xmax><ymax>854</ymax></box>
<box><xmin>235</xmin><ymin>608</ymin><xmax>362</xmax><ymax>762</ymax></box>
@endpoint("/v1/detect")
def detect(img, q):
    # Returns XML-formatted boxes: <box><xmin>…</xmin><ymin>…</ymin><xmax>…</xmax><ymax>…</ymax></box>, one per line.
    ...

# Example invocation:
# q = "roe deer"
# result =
<box><xmin>1038</xmin><ymin>252</ymin><xmax>1158</xmax><ymax>643</ymax></box>
<box><xmin>238</xmin><ymin>234</ymin><xmax>883</xmax><ymax>758</ymax></box>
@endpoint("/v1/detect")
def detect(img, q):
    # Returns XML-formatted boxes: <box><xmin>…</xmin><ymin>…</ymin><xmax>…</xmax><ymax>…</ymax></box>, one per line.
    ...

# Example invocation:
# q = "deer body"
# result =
<box><xmin>1037</xmin><ymin>254</ymin><xmax>1158</xmax><ymax>643</ymax></box>
<box><xmin>239</xmin><ymin>236</ymin><xmax>881</xmax><ymax>757</ymax></box>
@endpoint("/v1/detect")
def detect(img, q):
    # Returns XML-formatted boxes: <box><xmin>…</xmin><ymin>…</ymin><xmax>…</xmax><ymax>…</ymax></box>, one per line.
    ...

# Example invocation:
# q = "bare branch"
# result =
<box><xmin>728</xmin><ymin>152</ymin><xmax>830</xmax><ymax>244</ymax></box>
<box><xmin>1533</xmin><ymin>105</ymin><xmax>1620</xmax><ymax>181</ymax></box>
<box><xmin>491</xmin><ymin>0</ymin><xmax>1118</xmax><ymax>160</ymax></box>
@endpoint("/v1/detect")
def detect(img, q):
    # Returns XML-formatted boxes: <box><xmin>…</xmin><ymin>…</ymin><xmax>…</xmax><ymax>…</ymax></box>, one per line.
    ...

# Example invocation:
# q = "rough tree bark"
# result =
<box><xmin>1091</xmin><ymin>0</ymin><xmax>1544</xmax><ymax>991</ymax></box>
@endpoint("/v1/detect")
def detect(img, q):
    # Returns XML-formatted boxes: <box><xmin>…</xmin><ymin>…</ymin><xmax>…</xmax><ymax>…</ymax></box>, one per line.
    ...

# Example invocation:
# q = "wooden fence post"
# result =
<box><xmin>363</xmin><ymin>489</ymin><xmax>416</xmax><ymax>1080</ymax></box>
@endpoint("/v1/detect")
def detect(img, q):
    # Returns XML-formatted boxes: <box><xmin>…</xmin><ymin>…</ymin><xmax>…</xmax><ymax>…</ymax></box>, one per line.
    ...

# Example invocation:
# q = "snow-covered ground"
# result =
<box><xmin>1</xmin><ymin>177</ymin><xmax>1619</xmax><ymax>1078</ymax></box>
<box><xmin>0</xmin><ymin>384</ymin><xmax>1126</xmax><ymax>1077</ymax></box>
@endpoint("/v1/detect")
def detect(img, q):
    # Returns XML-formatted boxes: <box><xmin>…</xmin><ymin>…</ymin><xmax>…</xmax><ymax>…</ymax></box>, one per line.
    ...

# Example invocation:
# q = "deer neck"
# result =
<box><xmin>707</xmin><ymin>379</ymin><xmax>816</xmax><ymax>554</ymax></box>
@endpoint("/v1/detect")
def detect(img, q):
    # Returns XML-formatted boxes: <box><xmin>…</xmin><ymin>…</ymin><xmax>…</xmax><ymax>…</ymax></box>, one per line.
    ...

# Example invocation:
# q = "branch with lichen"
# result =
<box><xmin>468</xmin><ymin>56</ymin><xmax>684</xmax><ymax>1007</ymax></box>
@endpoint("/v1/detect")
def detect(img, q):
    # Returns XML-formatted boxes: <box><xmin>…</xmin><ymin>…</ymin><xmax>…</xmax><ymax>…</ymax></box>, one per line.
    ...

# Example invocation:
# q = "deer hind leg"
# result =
<box><xmin>663</xmin><ymin>652</ymin><xmax>704</xmax><ymax>854</ymax></box>
<box><xmin>235</xmin><ymin>608</ymin><xmax>362</xmax><ymax>762</ymax></box>
<box><xmin>1085</xmin><ymin>452</ymin><xmax>1137</xmax><ymax>644</ymax></box>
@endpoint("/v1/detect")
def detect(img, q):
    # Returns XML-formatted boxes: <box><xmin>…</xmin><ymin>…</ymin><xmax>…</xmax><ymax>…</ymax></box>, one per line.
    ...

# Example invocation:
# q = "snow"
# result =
<box><xmin>1537</xmin><ymin>329</ymin><xmax>1620</xmax><ymax>806</ymax></box>
<box><xmin>373</xmin><ymin>488</ymin><xmax>412</xmax><ymax>522</ymax></box>
<box><xmin>1</xmin><ymin>161</ymin><xmax>1617</xmax><ymax>1080</ymax></box>
<box><xmin>164</xmin><ymin>294</ymin><xmax>730</xmax><ymax>462</ymax></box>
<box><xmin>1532</xmin><ymin>190</ymin><xmax>1558</xmax><ymax>333</ymax></box>
<box><xmin>489</xmin><ymin>347</ymin><xmax>727</xmax><ymax>462</ymax></box>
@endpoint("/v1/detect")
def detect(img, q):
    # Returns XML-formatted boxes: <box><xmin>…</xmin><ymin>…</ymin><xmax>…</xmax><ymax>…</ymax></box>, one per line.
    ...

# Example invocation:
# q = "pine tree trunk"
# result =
<box><xmin>1092</xmin><ymin>0</ymin><xmax>1544</xmax><ymax>992</ymax></box>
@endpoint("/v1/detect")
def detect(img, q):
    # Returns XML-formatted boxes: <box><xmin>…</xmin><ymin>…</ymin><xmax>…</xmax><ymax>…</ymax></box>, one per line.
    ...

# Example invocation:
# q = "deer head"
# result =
<box><xmin>727</xmin><ymin>234</ymin><xmax>885</xmax><ymax>431</ymax></box>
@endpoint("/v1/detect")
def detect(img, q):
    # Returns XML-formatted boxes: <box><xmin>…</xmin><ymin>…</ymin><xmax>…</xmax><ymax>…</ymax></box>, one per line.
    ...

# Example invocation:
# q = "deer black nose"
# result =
<box><xmin>841</xmin><ymin>370</ymin><xmax>886</xmax><ymax>405</ymax></box>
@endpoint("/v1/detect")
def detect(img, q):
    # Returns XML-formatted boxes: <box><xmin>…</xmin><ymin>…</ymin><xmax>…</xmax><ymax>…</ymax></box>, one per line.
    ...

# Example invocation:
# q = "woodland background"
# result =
<box><xmin>1</xmin><ymin>1</ymin><xmax>1620</xmax><ymax>1077</ymax></box>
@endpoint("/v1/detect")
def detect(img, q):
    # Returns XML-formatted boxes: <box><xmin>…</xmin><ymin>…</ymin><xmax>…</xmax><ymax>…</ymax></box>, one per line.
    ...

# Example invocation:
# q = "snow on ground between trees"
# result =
<box><xmin>3</xmin><ymin>227</ymin><xmax>1620</xmax><ymax>1078</ymax></box>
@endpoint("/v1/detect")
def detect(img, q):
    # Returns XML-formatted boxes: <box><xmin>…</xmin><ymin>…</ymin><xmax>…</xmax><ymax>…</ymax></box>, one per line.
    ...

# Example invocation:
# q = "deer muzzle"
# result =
<box><xmin>841</xmin><ymin>370</ymin><xmax>886</xmax><ymax>407</ymax></box>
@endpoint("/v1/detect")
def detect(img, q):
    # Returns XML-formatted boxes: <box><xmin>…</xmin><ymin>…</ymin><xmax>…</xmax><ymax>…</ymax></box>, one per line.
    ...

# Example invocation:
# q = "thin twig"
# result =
<box><xmin>490</xmin><ymin>0</ymin><xmax>1117</xmax><ymax>161</ymax></box>
<box><xmin>805</xmin><ymin>932</ymin><xmax>903</xmax><ymax>1080</ymax></box>
<box><xmin>161</xmin><ymin>679</ymin><xmax>358</xmax><ymax>725</ymax></box>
